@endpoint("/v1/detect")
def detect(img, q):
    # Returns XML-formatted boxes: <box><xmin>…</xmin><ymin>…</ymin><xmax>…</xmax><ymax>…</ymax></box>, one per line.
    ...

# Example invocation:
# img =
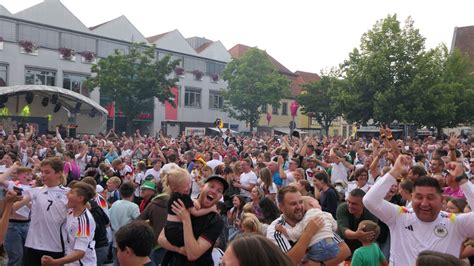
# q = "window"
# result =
<box><xmin>184</xmin><ymin>87</ymin><xmax>201</xmax><ymax>108</ymax></box>
<box><xmin>272</xmin><ymin>105</ymin><xmax>279</xmax><ymax>115</ymax></box>
<box><xmin>19</xmin><ymin>24</ymin><xmax>59</xmax><ymax>49</ymax></box>
<box><xmin>209</xmin><ymin>91</ymin><xmax>223</xmax><ymax>109</ymax></box>
<box><xmin>63</xmin><ymin>73</ymin><xmax>89</xmax><ymax>97</ymax></box>
<box><xmin>282</xmin><ymin>102</ymin><xmax>288</xmax><ymax>115</ymax></box>
<box><xmin>261</xmin><ymin>105</ymin><xmax>267</xmax><ymax>113</ymax></box>
<box><xmin>0</xmin><ymin>20</ymin><xmax>16</xmax><ymax>42</ymax></box>
<box><xmin>98</xmin><ymin>40</ymin><xmax>128</xmax><ymax>58</ymax></box>
<box><xmin>61</xmin><ymin>33</ymin><xmax>96</xmax><ymax>53</ymax></box>
<box><xmin>25</xmin><ymin>68</ymin><xmax>56</xmax><ymax>86</ymax></box>
<box><xmin>206</xmin><ymin>61</ymin><xmax>225</xmax><ymax>75</ymax></box>
<box><xmin>0</xmin><ymin>65</ymin><xmax>7</xmax><ymax>86</ymax></box>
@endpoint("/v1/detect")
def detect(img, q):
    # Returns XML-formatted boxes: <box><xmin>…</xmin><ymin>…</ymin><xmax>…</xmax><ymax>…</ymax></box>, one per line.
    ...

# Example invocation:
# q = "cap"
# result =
<box><xmin>205</xmin><ymin>175</ymin><xmax>229</xmax><ymax>193</ymax></box>
<box><xmin>192</xmin><ymin>155</ymin><xmax>207</xmax><ymax>165</ymax></box>
<box><xmin>141</xmin><ymin>181</ymin><xmax>157</xmax><ymax>191</ymax></box>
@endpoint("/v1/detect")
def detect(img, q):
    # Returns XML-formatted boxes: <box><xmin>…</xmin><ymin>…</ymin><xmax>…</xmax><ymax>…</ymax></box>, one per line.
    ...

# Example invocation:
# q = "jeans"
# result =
<box><xmin>150</xmin><ymin>247</ymin><xmax>166</xmax><ymax>266</ymax></box>
<box><xmin>5</xmin><ymin>221</ymin><xmax>29</xmax><ymax>266</ymax></box>
<box><xmin>95</xmin><ymin>245</ymin><xmax>109</xmax><ymax>266</ymax></box>
<box><xmin>306</xmin><ymin>237</ymin><xmax>340</xmax><ymax>262</ymax></box>
<box><xmin>112</xmin><ymin>247</ymin><xmax>120</xmax><ymax>266</ymax></box>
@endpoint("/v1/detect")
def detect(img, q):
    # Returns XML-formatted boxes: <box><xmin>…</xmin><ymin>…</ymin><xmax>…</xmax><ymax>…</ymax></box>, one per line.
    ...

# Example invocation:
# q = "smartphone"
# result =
<box><xmin>13</xmin><ymin>186</ymin><xmax>23</xmax><ymax>196</ymax></box>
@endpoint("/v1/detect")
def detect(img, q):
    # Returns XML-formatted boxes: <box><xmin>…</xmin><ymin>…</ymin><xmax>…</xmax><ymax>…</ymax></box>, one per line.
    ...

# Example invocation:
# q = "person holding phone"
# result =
<box><xmin>0</xmin><ymin>163</ymin><xmax>33</xmax><ymax>266</ymax></box>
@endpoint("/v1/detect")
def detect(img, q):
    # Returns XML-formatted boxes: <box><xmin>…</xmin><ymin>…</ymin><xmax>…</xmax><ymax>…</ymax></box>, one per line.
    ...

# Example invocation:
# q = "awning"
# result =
<box><xmin>0</xmin><ymin>85</ymin><xmax>107</xmax><ymax>115</ymax></box>
<box><xmin>207</xmin><ymin>127</ymin><xmax>238</xmax><ymax>134</ymax></box>
<box><xmin>357</xmin><ymin>126</ymin><xmax>403</xmax><ymax>133</ymax></box>
<box><xmin>273</xmin><ymin>127</ymin><xmax>307</xmax><ymax>135</ymax></box>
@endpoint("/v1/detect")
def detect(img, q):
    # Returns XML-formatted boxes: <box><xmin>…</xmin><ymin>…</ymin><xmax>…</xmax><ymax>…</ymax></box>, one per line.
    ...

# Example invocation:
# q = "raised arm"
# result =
<box><xmin>363</xmin><ymin>155</ymin><xmax>412</xmax><ymax>226</ymax></box>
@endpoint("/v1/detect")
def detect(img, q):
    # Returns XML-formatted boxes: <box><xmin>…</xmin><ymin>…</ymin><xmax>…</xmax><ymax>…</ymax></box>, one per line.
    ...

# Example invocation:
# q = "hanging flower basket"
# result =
<box><xmin>175</xmin><ymin>67</ymin><xmax>185</xmax><ymax>76</ymax></box>
<box><xmin>58</xmin><ymin>47</ymin><xmax>76</xmax><ymax>61</ymax></box>
<box><xmin>192</xmin><ymin>70</ymin><xmax>203</xmax><ymax>80</ymax></box>
<box><xmin>211</xmin><ymin>73</ymin><xmax>219</xmax><ymax>82</ymax></box>
<box><xmin>19</xmin><ymin>40</ymin><xmax>39</xmax><ymax>55</ymax></box>
<box><xmin>79</xmin><ymin>51</ymin><xmax>96</xmax><ymax>63</ymax></box>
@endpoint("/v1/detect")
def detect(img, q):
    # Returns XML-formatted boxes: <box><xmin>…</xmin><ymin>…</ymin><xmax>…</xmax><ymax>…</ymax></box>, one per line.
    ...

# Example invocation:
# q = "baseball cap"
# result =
<box><xmin>205</xmin><ymin>175</ymin><xmax>229</xmax><ymax>193</ymax></box>
<box><xmin>141</xmin><ymin>181</ymin><xmax>157</xmax><ymax>191</ymax></box>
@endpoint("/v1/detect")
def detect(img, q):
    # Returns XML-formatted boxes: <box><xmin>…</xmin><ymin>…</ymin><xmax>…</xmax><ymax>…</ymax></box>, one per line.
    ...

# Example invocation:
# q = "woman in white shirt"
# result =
<box><xmin>345</xmin><ymin>168</ymin><xmax>371</xmax><ymax>199</ymax></box>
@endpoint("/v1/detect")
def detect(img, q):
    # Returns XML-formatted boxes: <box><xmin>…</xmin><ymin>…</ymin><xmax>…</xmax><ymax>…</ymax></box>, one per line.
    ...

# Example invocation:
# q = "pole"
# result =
<box><xmin>112</xmin><ymin>101</ymin><xmax>116</xmax><ymax>132</ymax></box>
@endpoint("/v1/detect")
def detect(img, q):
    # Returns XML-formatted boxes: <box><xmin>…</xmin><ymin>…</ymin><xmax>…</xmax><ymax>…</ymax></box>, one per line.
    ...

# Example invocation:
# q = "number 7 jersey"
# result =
<box><xmin>25</xmin><ymin>185</ymin><xmax>70</xmax><ymax>252</ymax></box>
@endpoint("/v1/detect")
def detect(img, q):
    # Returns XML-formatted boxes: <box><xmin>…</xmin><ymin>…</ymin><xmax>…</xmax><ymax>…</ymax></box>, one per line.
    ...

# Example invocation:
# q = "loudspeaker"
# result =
<box><xmin>41</xmin><ymin>97</ymin><xmax>49</xmax><ymax>107</ymax></box>
<box><xmin>51</xmin><ymin>94</ymin><xmax>59</xmax><ymax>104</ymax></box>
<box><xmin>53</xmin><ymin>103</ymin><xmax>62</xmax><ymax>113</ymax></box>
<box><xmin>25</xmin><ymin>92</ymin><xmax>34</xmax><ymax>104</ymax></box>
<box><xmin>74</xmin><ymin>102</ymin><xmax>82</xmax><ymax>113</ymax></box>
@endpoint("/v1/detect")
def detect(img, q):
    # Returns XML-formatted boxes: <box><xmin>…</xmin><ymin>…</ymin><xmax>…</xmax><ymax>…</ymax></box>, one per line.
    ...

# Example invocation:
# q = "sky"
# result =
<box><xmin>2</xmin><ymin>0</ymin><xmax>474</xmax><ymax>74</ymax></box>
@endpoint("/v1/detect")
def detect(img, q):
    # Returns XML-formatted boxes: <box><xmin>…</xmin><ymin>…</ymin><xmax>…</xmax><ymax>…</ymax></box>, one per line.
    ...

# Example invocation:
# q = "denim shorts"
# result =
<box><xmin>306</xmin><ymin>237</ymin><xmax>340</xmax><ymax>262</ymax></box>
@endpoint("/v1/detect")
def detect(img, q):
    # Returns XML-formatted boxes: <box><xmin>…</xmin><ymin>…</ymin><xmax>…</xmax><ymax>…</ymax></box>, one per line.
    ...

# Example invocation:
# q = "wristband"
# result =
<box><xmin>455</xmin><ymin>173</ymin><xmax>468</xmax><ymax>183</ymax></box>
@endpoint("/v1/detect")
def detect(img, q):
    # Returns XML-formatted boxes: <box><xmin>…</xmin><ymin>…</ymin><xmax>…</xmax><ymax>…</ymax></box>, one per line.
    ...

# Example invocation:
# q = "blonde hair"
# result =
<box><xmin>242</xmin><ymin>202</ymin><xmax>253</xmax><ymax>213</ymax></box>
<box><xmin>108</xmin><ymin>176</ymin><xmax>121</xmax><ymax>186</ymax></box>
<box><xmin>240</xmin><ymin>213</ymin><xmax>262</xmax><ymax>234</ymax></box>
<box><xmin>163</xmin><ymin>168</ymin><xmax>190</xmax><ymax>193</ymax></box>
<box><xmin>159</xmin><ymin>163</ymin><xmax>180</xmax><ymax>194</ymax></box>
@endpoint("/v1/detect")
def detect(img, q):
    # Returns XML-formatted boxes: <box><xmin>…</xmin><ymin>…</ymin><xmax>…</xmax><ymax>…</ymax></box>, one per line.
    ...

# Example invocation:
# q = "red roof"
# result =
<box><xmin>453</xmin><ymin>26</ymin><xmax>474</xmax><ymax>70</ymax></box>
<box><xmin>195</xmin><ymin>42</ymin><xmax>213</xmax><ymax>53</ymax></box>
<box><xmin>290</xmin><ymin>71</ymin><xmax>320</xmax><ymax>97</ymax></box>
<box><xmin>146</xmin><ymin>31</ymin><xmax>172</xmax><ymax>43</ymax></box>
<box><xmin>228</xmin><ymin>44</ymin><xmax>296</xmax><ymax>76</ymax></box>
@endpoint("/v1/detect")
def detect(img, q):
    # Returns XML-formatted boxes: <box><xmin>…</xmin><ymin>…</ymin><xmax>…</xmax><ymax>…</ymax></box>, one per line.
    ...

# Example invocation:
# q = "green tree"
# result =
<box><xmin>87</xmin><ymin>43</ymin><xmax>179</xmax><ymax>131</ymax></box>
<box><xmin>296</xmin><ymin>75</ymin><xmax>343</xmax><ymax>136</ymax></box>
<box><xmin>222</xmin><ymin>48</ymin><xmax>290</xmax><ymax>132</ymax></box>
<box><xmin>413</xmin><ymin>46</ymin><xmax>474</xmax><ymax>136</ymax></box>
<box><xmin>339</xmin><ymin>14</ymin><xmax>426</xmax><ymax>125</ymax></box>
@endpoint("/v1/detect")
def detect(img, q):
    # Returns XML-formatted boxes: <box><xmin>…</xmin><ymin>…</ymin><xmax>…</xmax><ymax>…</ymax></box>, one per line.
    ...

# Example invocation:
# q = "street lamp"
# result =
<box><xmin>290</xmin><ymin>101</ymin><xmax>299</xmax><ymax>137</ymax></box>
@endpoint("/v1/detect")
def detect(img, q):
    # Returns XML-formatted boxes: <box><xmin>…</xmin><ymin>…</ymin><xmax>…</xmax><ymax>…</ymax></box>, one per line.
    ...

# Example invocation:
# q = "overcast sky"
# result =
<box><xmin>2</xmin><ymin>0</ymin><xmax>473</xmax><ymax>74</ymax></box>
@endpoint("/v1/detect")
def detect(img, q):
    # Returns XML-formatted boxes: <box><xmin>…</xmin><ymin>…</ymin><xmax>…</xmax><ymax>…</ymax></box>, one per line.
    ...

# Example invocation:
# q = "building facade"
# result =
<box><xmin>0</xmin><ymin>0</ymin><xmax>245</xmax><ymax>135</ymax></box>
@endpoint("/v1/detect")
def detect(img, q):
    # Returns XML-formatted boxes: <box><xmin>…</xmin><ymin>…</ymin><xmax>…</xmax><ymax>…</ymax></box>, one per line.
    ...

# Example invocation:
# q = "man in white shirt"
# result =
<box><xmin>234</xmin><ymin>158</ymin><xmax>257</xmax><ymax>199</ymax></box>
<box><xmin>206</xmin><ymin>152</ymin><xmax>224</xmax><ymax>171</ymax></box>
<box><xmin>144</xmin><ymin>159</ymin><xmax>162</xmax><ymax>182</ymax></box>
<box><xmin>75</xmin><ymin>144</ymin><xmax>91</xmax><ymax>177</ymax></box>
<box><xmin>313</xmin><ymin>148</ymin><xmax>353</xmax><ymax>185</ymax></box>
<box><xmin>363</xmin><ymin>155</ymin><xmax>474</xmax><ymax>266</ymax></box>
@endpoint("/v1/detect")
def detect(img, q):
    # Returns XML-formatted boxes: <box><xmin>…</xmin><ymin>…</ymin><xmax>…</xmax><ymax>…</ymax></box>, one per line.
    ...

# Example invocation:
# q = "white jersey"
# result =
<box><xmin>144</xmin><ymin>168</ymin><xmax>161</xmax><ymax>182</ymax></box>
<box><xmin>239</xmin><ymin>171</ymin><xmax>257</xmax><ymax>198</ymax></box>
<box><xmin>363</xmin><ymin>173</ymin><xmax>474</xmax><ymax>266</ymax></box>
<box><xmin>63</xmin><ymin>209</ymin><xmax>97</xmax><ymax>266</ymax></box>
<box><xmin>25</xmin><ymin>185</ymin><xmax>70</xmax><ymax>252</ymax></box>
<box><xmin>6</xmin><ymin>181</ymin><xmax>32</xmax><ymax>218</ymax></box>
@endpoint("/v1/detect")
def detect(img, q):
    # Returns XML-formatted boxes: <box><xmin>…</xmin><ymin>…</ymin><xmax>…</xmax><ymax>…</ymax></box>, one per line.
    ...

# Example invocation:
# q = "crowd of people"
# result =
<box><xmin>0</xmin><ymin>123</ymin><xmax>473</xmax><ymax>266</ymax></box>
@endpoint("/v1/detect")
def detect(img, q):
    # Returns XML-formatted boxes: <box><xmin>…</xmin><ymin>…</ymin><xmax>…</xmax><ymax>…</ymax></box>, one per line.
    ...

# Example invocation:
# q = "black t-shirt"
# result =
<box><xmin>168</xmin><ymin>192</ymin><xmax>194</xmax><ymax>215</ymax></box>
<box><xmin>163</xmin><ymin>212</ymin><xmax>224</xmax><ymax>266</ymax></box>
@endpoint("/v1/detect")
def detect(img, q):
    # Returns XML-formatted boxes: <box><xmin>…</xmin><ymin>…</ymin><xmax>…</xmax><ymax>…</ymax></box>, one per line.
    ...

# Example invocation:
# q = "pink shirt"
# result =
<box><xmin>443</xmin><ymin>186</ymin><xmax>465</xmax><ymax>199</ymax></box>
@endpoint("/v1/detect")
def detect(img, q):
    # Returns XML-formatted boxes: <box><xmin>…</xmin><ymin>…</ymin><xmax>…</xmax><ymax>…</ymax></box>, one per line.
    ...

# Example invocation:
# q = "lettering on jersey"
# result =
<box><xmin>404</xmin><ymin>225</ymin><xmax>414</xmax><ymax>231</ymax></box>
<box><xmin>434</xmin><ymin>224</ymin><xmax>448</xmax><ymax>238</ymax></box>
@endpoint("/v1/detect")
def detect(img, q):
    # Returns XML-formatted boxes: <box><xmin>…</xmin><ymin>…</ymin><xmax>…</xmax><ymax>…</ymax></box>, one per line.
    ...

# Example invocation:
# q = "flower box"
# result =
<box><xmin>19</xmin><ymin>40</ymin><xmax>39</xmax><ymax>55</ymax></box>
<box><xmin>79</xmin><ymin>51</ymin><xmax>96</xmax><ymax>64</ymax></box>
<box><xmin>175</xmin><ymin>67</ymin><xmax>185</xmax><ymax>77</ymax></box>
<box><xmin>58</xmin><ymin>47</ymin><xmax>76</xmax><ymax>61</ymax></box>
<box><xmin>211</xmin><ymin>73</ymin><xmax>219</xmax><ymax>83</ymax></box>
<box><xmin>192</xmin><ymin>70</ymin><xmax>203</xmax><ymax>81</ymax></box>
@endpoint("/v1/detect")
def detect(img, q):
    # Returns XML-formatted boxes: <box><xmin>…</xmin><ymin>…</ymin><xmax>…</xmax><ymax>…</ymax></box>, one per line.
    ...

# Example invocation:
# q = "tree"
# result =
<box><xmin>222</xmin><ymin>48</ymin><xmax>290</xmax><ymax>132</ymax></box>
<box><xmin>338</xmin><ymin>15</ymin><xmax>426</xmax><ymax>125</ymax></box>
<box><xmin>296</xmin><ymin>74</ymin><xmax>343</xmax><ymax>136</ymax></box>
<box><xmin>87</xmin><ymin>43</ymin><xmax>179</xmax><ymax>131</ymax></box>
<box><xmin>413</xmin><ymin>46</ymin><xmax>474</xmax><ymax>136</ymax></box>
